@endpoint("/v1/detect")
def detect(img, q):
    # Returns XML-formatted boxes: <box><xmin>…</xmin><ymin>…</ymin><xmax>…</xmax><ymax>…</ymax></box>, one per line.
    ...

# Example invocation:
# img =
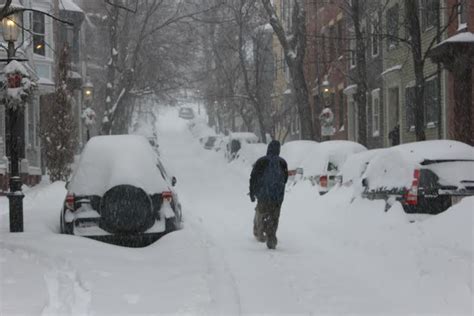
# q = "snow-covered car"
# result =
<box><xmin>280</xmin><ymin>140</ymin><xmax>319</xmax><ymax>182</ymax></box>
<box><xmin>361</xmin><ymin>140</ymin><xmax>474</xmax><ymax>214</ymax></box>
<box><xmin>225</xmin><ymin>132</ymin><xmax>259</xmax><ymax>161</ymax></box>
<box><xmin>201</xmin><ymin>135</ymin><xmax>221</xmax><ymax>150</ymax></box>
<box><xmin>234</xmin><ymin>142</ymin><xmax>267</xmax><ymax>166</ymax></box>
<box><xmin>339</xmin><ymin>148</ymin><xmax>384</xmax><ymax>190</ymax></box>
<box><xmin>302</xmin><ymin>141</ymin><xmax>367</xmax><ymax>194</ymax></box>
<box><xmin>60</xmin><ymin>135</ymin><xmax>182</xmax><ymax>244</ymax></box>
<box><xmin>178</xmin><ymin>107</ymin><xmax>195</xmax><ymax>120</ymax></box>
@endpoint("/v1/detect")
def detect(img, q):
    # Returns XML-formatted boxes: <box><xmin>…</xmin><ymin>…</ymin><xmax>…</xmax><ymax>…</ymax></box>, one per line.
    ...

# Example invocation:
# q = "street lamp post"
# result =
<box><xmin>2</xmin><ymin>6</ymin><xmax>25</xmax><ymax>232</ymax></box>
<box><xmin>319</xmin><ymin>76</ymin><xmax>335</xmax><ymax>141</ymax></box>
<box><xmin>82</xmin><ymin>78</ymin><xmax>95</xmax><ymax>141</ymax></box>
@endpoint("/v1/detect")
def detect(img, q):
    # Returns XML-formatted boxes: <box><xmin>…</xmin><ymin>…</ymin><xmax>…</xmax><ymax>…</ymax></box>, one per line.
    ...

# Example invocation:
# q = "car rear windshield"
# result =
<box><xmin>423</xmin><ymin>160</ymin><xmax>474</xmax><ymax>188</ymax></box>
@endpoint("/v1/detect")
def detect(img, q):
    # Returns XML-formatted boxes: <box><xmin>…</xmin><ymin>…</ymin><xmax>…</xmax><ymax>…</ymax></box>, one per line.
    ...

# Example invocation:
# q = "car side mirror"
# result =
<box><xmin>171</xmin><ymin>176</ymin><xmax>177</xmax><ymax>187</ymax></box>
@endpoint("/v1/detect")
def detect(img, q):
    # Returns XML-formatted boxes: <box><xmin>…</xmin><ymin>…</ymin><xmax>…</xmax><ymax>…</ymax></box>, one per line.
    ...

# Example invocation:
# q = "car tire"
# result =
<box><xmin>100</xmin><ymin>185</ymin><xmax>154</xmax><ymax>234</ymax></box>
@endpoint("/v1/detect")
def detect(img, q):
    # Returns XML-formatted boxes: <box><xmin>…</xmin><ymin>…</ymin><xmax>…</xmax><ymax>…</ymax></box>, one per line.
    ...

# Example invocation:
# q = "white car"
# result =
<box><xmin>281</xmin><ymin>140</ymin><xmax>320</xmax><ymax>182</ymax></box>
<box><xmin>308</xmin><ymin>141</ymin><xmax>367</xmax><ymax>194</ymax></box>
<box><xmin>60</xmin><ymin>135</ymin><xmax>182</xmax><ymax>245</ymax></box>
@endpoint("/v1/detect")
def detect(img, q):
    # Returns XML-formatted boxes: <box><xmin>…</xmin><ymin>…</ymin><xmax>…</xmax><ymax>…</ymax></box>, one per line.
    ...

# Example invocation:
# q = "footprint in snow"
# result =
<box><xmin>123</xmin><ymin>294</ymin><xmax>140</xmax><ymax>304</ymax></box>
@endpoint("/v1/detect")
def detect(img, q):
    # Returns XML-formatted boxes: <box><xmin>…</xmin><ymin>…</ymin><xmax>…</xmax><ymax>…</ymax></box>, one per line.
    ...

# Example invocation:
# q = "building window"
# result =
<box><xmin>424</xmin><ymin>76</ymin><xmax>439</xmax><ymax>126</ymax></box>
<box><xmin>349</xmin><ymin>38</ymin><xmax>356</xmax><ymax>68</ymax></box>
<box><xmin>371</xmin><ymin>14</ymin><xmax>379</xmax><ymax>57</ymax></box>
<box><xmin>421</xmin><ymin>0</ymin><xmax>437</xmax><ymax>31</ymax></box>
<box><xmin>33</xmin><ymin>12</ymin><xmax>45</xmax><ymax>56</ymax></box>
<box><xmin>371</xmin><ymin>89</ymin><xmax>380</xmax><ymax>136</ymax></box>
<box><xmin>405</xmin><ymin>85</ymin><xmax>416</xmax><ymax>131</ymax></box>
<box><xmin>458</xmin><ymin>0</ymin><xmax>467</xmax><ymax>29</ymax></box>
<box><xmin>386</xmin><ymin>4</ymin><xmax>399</xmax><ymax>50</ymax></box>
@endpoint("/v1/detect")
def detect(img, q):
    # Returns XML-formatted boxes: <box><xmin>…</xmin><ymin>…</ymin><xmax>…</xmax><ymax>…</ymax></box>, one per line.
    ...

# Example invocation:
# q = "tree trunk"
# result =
<box><xmin>351</xmin><ymin>0</ymin><xmax>368</xmax><ymax>146</ymax></box>
<box><xmin>262</xmin><ymin>0</ymin><xmax>315</xmax><ymax>140</ymax></box>
<box><xmin>102</xmin><ymin>2</ymin><xmax>120</xmax><ymax>135</ymax></box>
<box><xmin>236</xmin><ymin>4</ymin><xmax>268</xmax><ymax>143</ymax></box>
<box><xmin>405</xmin><ymin>0</ymin><xmax>426</xmax><ymax>141</ymax></box>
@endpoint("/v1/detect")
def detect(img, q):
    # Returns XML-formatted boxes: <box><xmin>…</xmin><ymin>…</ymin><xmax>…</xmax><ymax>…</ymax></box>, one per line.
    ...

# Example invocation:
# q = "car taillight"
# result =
<box><xmin>162</xmin><ymin>191</ymin><xmax>173</xmax><ymax>202</ymax></box>
<box><xmin>320</xmin><ymin>175</ymin><xmax>328</xmax><ymax>188</ymax></box>
<box><xmin>65</xmin><ymin>193</ymin><xmax>75</xmax><ymax>210</ymax></box>
<box><xmin>405</xmin><ymin>169</ymin><xmax>420</xmax><ymax>205</ymax></box>
<box><xmin>288</xmin><ymin>170</ymin><xmax>297</xmax><ymax>176</ymax></box>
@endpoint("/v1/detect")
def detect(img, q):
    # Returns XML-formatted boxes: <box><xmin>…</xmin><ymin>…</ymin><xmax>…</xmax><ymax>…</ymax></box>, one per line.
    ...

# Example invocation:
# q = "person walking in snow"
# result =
<box><xmin>249</xmin><ymin>140</ymin><xmax>288</xmax><ymax>249</ymax></box>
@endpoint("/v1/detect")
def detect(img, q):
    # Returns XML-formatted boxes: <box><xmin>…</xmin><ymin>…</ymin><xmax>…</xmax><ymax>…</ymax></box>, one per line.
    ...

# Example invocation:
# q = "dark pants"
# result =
<box><xmin>253</xmin><ymin>201</ymin><xmax>281</xmax><ymax>245</ymax></box>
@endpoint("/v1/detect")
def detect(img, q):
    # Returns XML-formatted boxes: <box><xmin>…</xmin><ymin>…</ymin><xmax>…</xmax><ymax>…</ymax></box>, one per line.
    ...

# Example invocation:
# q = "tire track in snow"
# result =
<box><xmin>0</xmin><ymin>242</ymin><xmax>91</xmax><ymax>316</ymax></box>
<box><xmin>186</xmin><ymin>217</ymin><xmax>243</xmax><ymax>315</ymax></box>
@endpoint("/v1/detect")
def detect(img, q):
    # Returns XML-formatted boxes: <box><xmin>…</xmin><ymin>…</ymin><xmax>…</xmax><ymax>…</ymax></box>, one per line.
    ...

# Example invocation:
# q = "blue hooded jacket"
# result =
<box><xmin>249</xmin><ymin>141</ymin><xmax>288</xmax><ymax>203</ymax></box>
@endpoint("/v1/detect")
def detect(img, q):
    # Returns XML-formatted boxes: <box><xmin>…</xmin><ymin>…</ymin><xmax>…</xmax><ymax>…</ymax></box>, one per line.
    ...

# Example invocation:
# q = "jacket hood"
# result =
<box><xmin>267</xmin><ymin>140</ymin><xmax>281</xmax><ymax>156</ymax></box>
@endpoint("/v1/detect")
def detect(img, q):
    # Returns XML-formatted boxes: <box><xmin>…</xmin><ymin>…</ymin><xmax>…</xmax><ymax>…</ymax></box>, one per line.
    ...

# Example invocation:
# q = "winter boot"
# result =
<box><xmin>266</xmin><ymin>236</ymin><xmax>277</xmax><ymax>249</ymax></box>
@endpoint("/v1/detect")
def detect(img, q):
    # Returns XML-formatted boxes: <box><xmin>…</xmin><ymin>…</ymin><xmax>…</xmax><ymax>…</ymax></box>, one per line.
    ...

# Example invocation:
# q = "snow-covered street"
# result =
<box><xmin>1</xmin><ymin>106</ymin><xmax>473</xmax><ymax>315</ymax></box>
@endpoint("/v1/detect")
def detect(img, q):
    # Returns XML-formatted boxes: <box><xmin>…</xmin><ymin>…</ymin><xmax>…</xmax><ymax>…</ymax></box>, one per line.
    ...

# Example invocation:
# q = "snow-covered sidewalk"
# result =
<box><xmin>0</xmin><ymin>105</ymin><xmax>472</xmax><ymax>315</ymax></box>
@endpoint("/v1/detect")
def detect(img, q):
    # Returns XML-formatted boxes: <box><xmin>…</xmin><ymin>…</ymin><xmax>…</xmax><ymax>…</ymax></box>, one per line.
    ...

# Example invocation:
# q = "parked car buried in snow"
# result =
<box><xmin>60</xmin><ymin>135</ymin><xmax>182</xmax><ymax>245</ymax></box>
<box><xmin>225</xmin><ymin>132</ymin><xmax>259</xmax><ymax>161</ymax></box>
<box><xmin>310</xmin><ymin>141</ymin><xmax>367</xmax><ymax>194</ymax></box>
<box><xmin>280</xmin><ymin>140</ymin><xmax>320</xmax><ymax>183</ymax></box>
<box><xmin>178</xmin><ymin>107</ymin><xmax>195</xmax><ymax>120</ymax></box>
<box><xmin>361</xmin><ymin>140</ymin><xmax>474</xmax><ymax>214</ymax></box>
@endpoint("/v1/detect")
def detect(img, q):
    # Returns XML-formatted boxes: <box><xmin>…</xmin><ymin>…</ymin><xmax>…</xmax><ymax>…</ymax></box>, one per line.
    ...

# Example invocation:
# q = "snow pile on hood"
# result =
<box><xmin>281</xmin><ymin>140</ymin><xmax>319</xmax><ymax>171</ymax></box>
<box><xmin>364</xmin><ymin>149</ymin><xmax>418</xmax><ymax>190</ymax></box>
<box><xmin>69</xmin><ymin>135</ymin><xmax>168</xmax><ymax>196</ymax></box>
<box><xmin>340</xmin><ymin>149</ymin><xmax>384</xmax><ymax>186</ymax></box>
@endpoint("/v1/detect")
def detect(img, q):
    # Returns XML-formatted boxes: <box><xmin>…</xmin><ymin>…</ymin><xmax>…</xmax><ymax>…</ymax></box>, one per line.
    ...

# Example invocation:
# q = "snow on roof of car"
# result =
<box><xmin>281</xmin><ymin>140</ymin><xmax>319</xmax><ymax>170</ymax></box>
<box><xmin>230</xmin><ymin>132</ymin><xmax>259</xmax><ymax>143</ymax></box>
<box><xmin>391</xmin><ymin>140</ymin><xmax>473</xmax><ymax>162</ymax></box>
<box><xmin>363</xmin><ymin>140</ymin><xmax>474</xmax><ymax>190</ymax></box>
<box><xmin>69</xmin><ymin>135</ymin><xmax>169</xmax><ymax>196</ymax></box>
<box><xmin>301</xmin><ymin>141</ymin><xmax>367</xmax><ymax>176</ymax></box>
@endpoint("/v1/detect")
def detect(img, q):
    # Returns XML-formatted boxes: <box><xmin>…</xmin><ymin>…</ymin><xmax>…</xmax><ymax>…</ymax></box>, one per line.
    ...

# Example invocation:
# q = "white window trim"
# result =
<box><xmin>371</xmin><ymin>89</ymin><xmax>381</xmax><ymax>137</ymax></box>
<box><xmin>458</xmin><ymin>0</ymin><xmax>467</xmax><ymax>30</ymax></box>
<box><xmin>350</xmin><ymin>38</ymin><xmax>356</xmax><ymax>69</ymax></box>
